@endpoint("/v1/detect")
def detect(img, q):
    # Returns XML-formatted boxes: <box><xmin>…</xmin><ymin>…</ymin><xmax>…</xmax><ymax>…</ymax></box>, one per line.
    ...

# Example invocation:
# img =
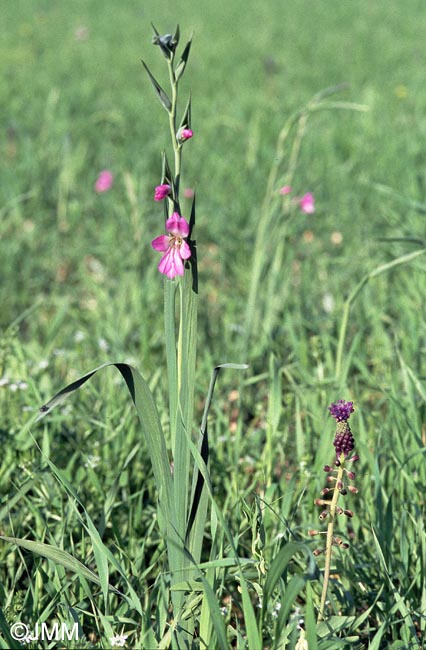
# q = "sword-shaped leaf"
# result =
<box><xmin>37</xmin><ymin>362</ymin><xmax>174</xmax><ymax>534</ymax></box>
<box><xmin>141</xmin><ymin>60</ymin><xmax>172</xmax><ymax>112</ymax></box>
<box><xmin>175</xmin><ymin>35</ymin><xmax>193</xmax><ymax>82</ymax></box>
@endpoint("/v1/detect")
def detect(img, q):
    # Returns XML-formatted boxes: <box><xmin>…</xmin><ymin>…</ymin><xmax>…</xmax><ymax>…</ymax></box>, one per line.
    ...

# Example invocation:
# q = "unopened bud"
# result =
<box><xmin>323</xmin><ymin>465</ymin><xmax>332</xmax><ymax>472</ymax></box>
<box><xmin>348</xmin><ymin>485</ymin><xmax>358</xmax><ymax>494</ymax></box>
<box><xmin>319</xmin><ymin>510</ymin><xmax>328</xmax><ymax>520</ymax></box>
<box><xmin>347</xmin><ymin>471</ymin><xmax>355</xmax><ymax>480</ymax></box>
<box><xmin>314</xmin><ymin>498</ymin><xmax>331</xmax><ymax>506</ymax></box>
<box><xmin>313</xmin><ymin>548</ymin><xmax>325</xmax><ymax>556</ymax></box>
<box><xmin>344</xmin><ymin>509</ymin><xmax>354</xmax><ymax>518</ymax></box>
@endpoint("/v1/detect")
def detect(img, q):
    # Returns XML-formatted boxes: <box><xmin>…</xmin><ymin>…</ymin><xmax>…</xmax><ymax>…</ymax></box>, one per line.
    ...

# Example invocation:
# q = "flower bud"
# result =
<box><xmin>177</xmin><ymin>127</ymin><xmax>193</xmax><ymax>142</ymax></box>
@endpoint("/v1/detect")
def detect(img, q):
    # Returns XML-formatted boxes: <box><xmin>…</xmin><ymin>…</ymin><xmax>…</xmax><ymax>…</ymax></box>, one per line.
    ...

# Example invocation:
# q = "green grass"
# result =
<box><xmin>1</xmin><ymin>0</ymin><xmax>426</xmax><ymax>647</ymax></box>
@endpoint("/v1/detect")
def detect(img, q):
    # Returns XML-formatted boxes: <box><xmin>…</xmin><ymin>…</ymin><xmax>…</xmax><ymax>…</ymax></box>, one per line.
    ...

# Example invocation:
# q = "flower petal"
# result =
<box><xmin>154</xmin><ymin>184</ymin><xmax>171</xmax><ymax>201</ymax></box>
<box><xmin>166</xmin><ymin>213</ymin><xmax>190</xmax><ymax>237</ymax></box>
<box><xmin>158</xmin><ymin>249</ymin><xmax>174</xmax><ymax>277</ymax></box>
<box><xmin>151</xmin><ymin>235</ymin><xmax>170</xmax><ymax>252</ymax></box>
<box><xmin>166</xmin><ymin>212</ymin><xmax>181</xmax><ymax>234</ymax></box>
<box><xmin>299</xmin><ymin>192</ymin><xmax>315</xmax><ymax>214</ymax></box>
<box><xmin>178</xmin><ymin>217</ymin><xmax>190</xmax><ymax>237</ymax></box>
<box><xmin>180</xmin><ymin>240</ymin><xmax>191</xmax><ymax>260</ymax></box>
<box><xmin>158</xmin><ymin>247</ymin><xmax>185</xmax><ymax>279</ymax></box>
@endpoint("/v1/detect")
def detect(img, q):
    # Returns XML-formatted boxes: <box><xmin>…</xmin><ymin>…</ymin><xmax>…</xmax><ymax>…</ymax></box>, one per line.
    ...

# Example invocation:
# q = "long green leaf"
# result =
<box><xmin>263</xmin><ymin>541</ymin><xmax>315</xmax><ymax>607</ymax></box>
<box><xmin>141</xmin><ymin>60</ymin><xmax>172</xmax><ymax>112</ymax></box>
<box><xmin>186</xmin><ymin>363</ymin><xmax>249</xmax><ymax>556</ymax></box>
<box><xmin>0</xmin><ymin>535</ymin><xmax>107</xmax><ymax>590</ymax></box>
<box><xmin>36</xmin><ymin>362</ymin><xmax>180</xmax><ymax>576</ymax></box>
<box><xmin>175</xmin><ymin>35</ymin><xmax>193</xmax><ymax>82</ymax></box>
<box><xmin>37</xmin><ymin>362</ymin><xmax>172</xmax><ymax>514</ymax></box>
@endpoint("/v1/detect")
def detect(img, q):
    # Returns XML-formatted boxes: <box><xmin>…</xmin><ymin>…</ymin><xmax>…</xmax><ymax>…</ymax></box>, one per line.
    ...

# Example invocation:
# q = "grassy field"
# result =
<box><xmin>1</xmin><ymin>0</ymin><xmax>426</xmax><ymax>648</ymax></box>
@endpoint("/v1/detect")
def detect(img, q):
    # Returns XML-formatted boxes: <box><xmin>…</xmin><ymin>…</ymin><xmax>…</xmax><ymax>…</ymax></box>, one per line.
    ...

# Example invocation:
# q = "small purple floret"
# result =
<box><xmin>328</xmin><ymin>400</ymin><xmax>354</xmax><ymax>422</ymax></box>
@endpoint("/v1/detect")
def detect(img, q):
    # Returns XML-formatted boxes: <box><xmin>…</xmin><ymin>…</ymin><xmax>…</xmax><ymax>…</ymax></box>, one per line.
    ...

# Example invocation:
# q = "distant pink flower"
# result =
<box><xmin>299</xmin><ymin>192</ymin><xmax>315</xmax><ymax>214</ymax></box>
<box><xmin>151</xmin><ymin>212</ymin><xmax>191</xmax><ymax>279</ymax></box>
<box><xmin>178</xmin><ymin>128</ymin><xmax>193</xmax><ymax>142</ymax></box>
<box><xmin>154</xmin><ymin>184</ymin><xmax>171</xmax><ymax>201</ymax></box>
<box><xmin>183</xmin><ymin>187</ymin><xmax>194</xmax><ymax>198</ymax></box>
<box><xmin>95</xmin><ymin>170</ymin><xmax>114</xmax><ymax>193</ymax></box>
<box><xmin>279</xmin><ymin>185</ymin><xmax>292</xmax><ymax>195</ymax></box>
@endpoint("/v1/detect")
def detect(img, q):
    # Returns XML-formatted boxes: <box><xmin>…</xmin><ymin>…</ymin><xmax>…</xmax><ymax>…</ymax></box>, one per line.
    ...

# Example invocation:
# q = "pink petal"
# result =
<box><xmin>166</xmin><ymin>213</ymin><xmax>190</xmax><ymax>237</ymax></box>
<box><xmin>95</xmin><ymin>170</ymin><xmax>114</xmax><ymax>193</ymax></box>
<box><xmin>154</xmin><ymin>184</ymin><xmax>171</xmax><ymax>201</ymax></box>
<box><xmin>299</xmin><ymin>192</ymin><xmax>315</xmax><ymax>214</ymax></box>
<box><xmin>180</xmin><ymin>240</ymin><xmax>191</xmax><ymax>259</ymax></box>
<box><xmin>180</xmin><ymin>128</ymin><xmax>193</xmax><ymax>141</ymax></box>
<box><xmin>279</xmin><ymin>185</ymin><xmax>292</xmax><ymax>195</ymax></box>
<box><xmin>177</xmin><ymin>216</ymin><xmax>190</xmax><ymax>237</ymax></box>
<box><xmin>166</xmin><ymin>213</ymin><xmax>181</xmax><ymax>234</ymax></box>
<box><xmin>151</xmin><ymin>235</ymin><xmax>170</xmax><ymax>252</ymax></box>
<box><xmin>158</xmin><ymin>248</ymin><xmax>184</xmax><ymax>279</ymax></box>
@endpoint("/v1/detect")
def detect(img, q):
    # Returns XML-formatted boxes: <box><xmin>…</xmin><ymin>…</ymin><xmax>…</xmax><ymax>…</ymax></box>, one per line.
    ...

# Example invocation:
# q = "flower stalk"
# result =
<box><xmin>144</xmin><ymin>25</ymin><xmax>197</xmax><ymax>646</ymax></box>
<box><xmin>313</xmin><ymin>400</ymin><xmax>358</xmax><ymax>622</ymax></box>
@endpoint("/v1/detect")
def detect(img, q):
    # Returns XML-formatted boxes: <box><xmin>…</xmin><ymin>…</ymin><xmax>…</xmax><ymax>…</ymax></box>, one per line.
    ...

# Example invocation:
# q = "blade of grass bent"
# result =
<box><xmin>36</xmin><ymin>362</ymin><xmax>180</xmax><ymax>579</ymax></box>
<box><xmin>36</xmin><ymin>362</ymin><xmax>173</xmax><ymax>517</ymax></box>
<box><xmin>0</xmin><ymin>535</ymin><xmax>107</xmax><ymax>591</ymax></box>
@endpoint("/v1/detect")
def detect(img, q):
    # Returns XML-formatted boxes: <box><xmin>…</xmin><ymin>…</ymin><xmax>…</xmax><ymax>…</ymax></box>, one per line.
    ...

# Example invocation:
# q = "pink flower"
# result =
<box><xmin>299</xmin><ymin>192</ymin><xmax>315</xmax><ymax>214</ymax></box>
<box><xmin>178</xmin><ymin>128</ymin><xmax>193</xmax><ymax>142</ymax></box>
<box><xmin>154</xmin><ymin>184</ymin><xmax>171</xmax><ymax>201</ymax></box>
<box><xmin>183</xmin><ymin>187</ymin><xmax>194</xmax><ymax>198</ymax></box>
<box><xmin>279</xmin><ymin>185</ymin><xmax>292</xmax><ymax>195</ymax></box>
<box><xmin>151</xmin><ymin>212</ymin><xmax>191</xmax><ymax>279</ymax></box>
<box><xmin>95</xmin><ymin>170</ymin><xmax>114</xmax><ymax>193</ymax></box>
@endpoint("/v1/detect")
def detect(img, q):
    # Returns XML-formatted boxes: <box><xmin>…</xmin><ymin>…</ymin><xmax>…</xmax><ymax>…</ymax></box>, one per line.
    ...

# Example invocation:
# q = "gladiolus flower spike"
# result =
<box><xmin>313</xmin><ymin>400</ymin><xmax>359</xmax><ymax>622</ymax></box>
<box><xmin>151</xmin><ymin>212</ymin><xmax>191</xmax><ymax>279</ymax></box>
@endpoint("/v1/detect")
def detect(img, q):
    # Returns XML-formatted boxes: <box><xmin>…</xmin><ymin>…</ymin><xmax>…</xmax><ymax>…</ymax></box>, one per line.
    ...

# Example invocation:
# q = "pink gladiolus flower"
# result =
<box><xmin>299</xmin><ymin>192</ymin><xmax>315</xmax><ymax>214</ymax></box>
<box><xmin>151</xmin><ymin>212</ymin><xmax>191</xmax><ymax>279</ymax></box>
<box><xmin>154</xmin><ymin>184</ymin><xmax>171</xmax><ymax>201</ymax></box>
<box><xmin>279</xmin><ymin>185</ymin><xmax>292</xmax><ymax>195</ymax></box>
<box><xmin>178</xmin><ymin>128</ymin><xmax>193</xmax><ymax>141</ymax></box>
<box><xmin>95</xmin><ymin>170</ymin><xmax>114</xmax><ymax>193</ymax></box>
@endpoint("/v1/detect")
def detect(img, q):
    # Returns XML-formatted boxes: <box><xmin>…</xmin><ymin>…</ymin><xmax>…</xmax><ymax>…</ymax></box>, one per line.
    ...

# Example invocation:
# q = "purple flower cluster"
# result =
<box><xmin>328</xmin><ymin>400</ymin><xmax>354</xmax><ymax>422</ymax></box>
<box><xmin>329</xmin><ymin>400</ymin><xmax>355</xmax><ymax>458</ymax></box>
<box><xmin>333</xmin><ymin>422</ymin><xmax>355</xmax><ymax>458</ymax></box>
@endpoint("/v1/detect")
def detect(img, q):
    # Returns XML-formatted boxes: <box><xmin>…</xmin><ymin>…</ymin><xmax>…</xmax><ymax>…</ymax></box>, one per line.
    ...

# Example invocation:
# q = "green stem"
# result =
<box><xmin>318</xmin><ymin>459</ymin><xmax>345</xmax><ymax>621</ymax></box>
<box><xmin>167</xmin><ymin>60</ymin><xmax>181</xmax><ymax>197</ymax></box>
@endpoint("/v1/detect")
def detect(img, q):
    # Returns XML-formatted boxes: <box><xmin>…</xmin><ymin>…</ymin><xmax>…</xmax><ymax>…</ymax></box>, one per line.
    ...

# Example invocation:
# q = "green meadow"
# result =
<box><xmin>1</xmin><ymin>0</ymin><xmax>426</xmax><ymax>648</ymax></box>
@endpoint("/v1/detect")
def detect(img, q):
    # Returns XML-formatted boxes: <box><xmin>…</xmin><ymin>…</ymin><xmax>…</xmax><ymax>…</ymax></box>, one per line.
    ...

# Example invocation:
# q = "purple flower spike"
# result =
<box><xmin>328</xmin><ymin>400</ymin><xmax>354</xmax><ymax>422</ymax></box>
